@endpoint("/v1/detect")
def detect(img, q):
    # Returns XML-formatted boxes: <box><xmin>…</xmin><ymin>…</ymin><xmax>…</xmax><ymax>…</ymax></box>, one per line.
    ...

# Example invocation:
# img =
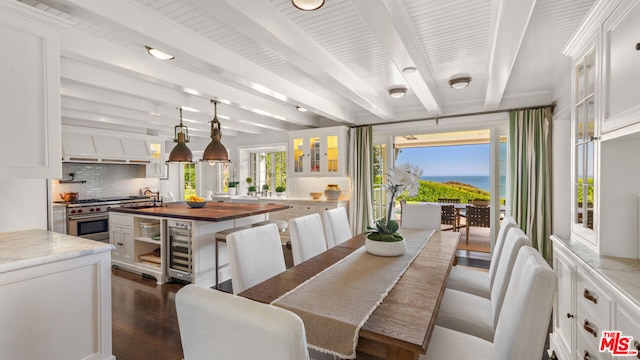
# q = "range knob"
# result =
<box><xmin>95</xmin><ymin>207</ymin><xmax>101</xmax><ymax>212</ymax></box>
<box><xmin>77</xmin><ymin>209</ymin><xmax>83</xmax><ymax>214</ymax></box>
<box><xmin>70</xmin><ymin>209</ymin><xmax>76</xmax><ymax>214</ymax></box>
<box><xmin>89</xmin><ymin>208</ymin><xmax>95</xmax><ymax>212</ymax></box>
<box><xmin>106</xmin><ymin>206</ymin><xmax>111</xmax><ymax>210</ymax></box>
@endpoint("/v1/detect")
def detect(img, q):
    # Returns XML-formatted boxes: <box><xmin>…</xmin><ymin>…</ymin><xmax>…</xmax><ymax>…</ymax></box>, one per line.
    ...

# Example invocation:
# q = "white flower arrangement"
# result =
<box><xmin>367</xmin><ymin>164</ymin><xmax>423</xmax><ymax>242</ymax></box>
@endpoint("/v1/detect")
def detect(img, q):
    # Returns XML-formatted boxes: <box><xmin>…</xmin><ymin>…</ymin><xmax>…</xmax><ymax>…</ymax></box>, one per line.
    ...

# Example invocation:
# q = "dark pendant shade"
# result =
<box><xmin>167</xmin><ymin>107</ymin><xmax>194</xmax><ymax>163</ymax></box>
<box><xmin>202</xmin><ymin>100</ymin><xmax>229</xmax><ymax>164</ymax></box>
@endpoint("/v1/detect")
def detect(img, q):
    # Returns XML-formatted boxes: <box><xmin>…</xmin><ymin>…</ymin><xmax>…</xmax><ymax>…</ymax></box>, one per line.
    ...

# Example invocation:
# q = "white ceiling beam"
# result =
<box><xmin>39</xmin><ymin>0</ymin><xmax>355</xmax><ymax>123</ymax></box>
<box><xmin>192</xmin><ymin>0</ymin><xmax>393</xmax><ymax>121</ymax></box>
<box><xmin>484</xmin><ymin>0</ymin><xmax>538</xmax><ymax>108</ymax></box>
<box><xmin>352</xmin><ymin>0</ymin><xmax>442</xmax><ymax>114</ymax></box>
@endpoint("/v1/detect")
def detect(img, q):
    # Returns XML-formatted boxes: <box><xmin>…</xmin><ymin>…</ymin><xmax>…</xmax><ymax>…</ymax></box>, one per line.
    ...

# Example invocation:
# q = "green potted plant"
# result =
<box><xmin>227</xmin><ymin>181</ymin><xmax>239</xmax><ymax>196</ymax></box>
<box><xmin>261</xmin><ymin>184</ymin><xmax>269</xmax><ymax>197</ymax></box>
<box><xmin>365</xmin><ymin>164</ymin><xmax>422</xmax><ymax>256</ymax></box>
<box><xmin>248</xmin><ymin>185</ymin><xmax>257</xmax><ymax>196</ymax></box>
<box><xmin>275</xmin><ymin>186</ymin><xmax>285</xmax><ymax>196</ymax></box>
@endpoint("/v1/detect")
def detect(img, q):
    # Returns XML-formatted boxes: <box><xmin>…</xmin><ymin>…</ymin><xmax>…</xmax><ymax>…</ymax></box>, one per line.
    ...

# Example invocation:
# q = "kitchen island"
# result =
<box><xmin>0</xmin><ymin>230</ymin><xmax>114</xmax><ymax>360</ymax></box>
<box><xmin>108</xmin><ymin>201</ymin><xmax>290</xmax><ymax>287</ymax></box>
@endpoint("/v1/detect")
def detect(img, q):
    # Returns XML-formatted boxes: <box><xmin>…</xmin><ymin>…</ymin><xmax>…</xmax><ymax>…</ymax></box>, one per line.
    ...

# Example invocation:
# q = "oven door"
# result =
<box><xmin>68</xmin><ymin>214</ymin><xmax>110</xmax><ymax>242</ymax></box>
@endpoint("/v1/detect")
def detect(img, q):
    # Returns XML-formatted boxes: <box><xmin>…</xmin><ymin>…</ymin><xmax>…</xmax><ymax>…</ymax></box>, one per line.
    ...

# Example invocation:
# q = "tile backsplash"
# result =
<box><xmin>52</xmin><ymin>163</ymin><xmax>160</xmax><ymax>201</ymax></box>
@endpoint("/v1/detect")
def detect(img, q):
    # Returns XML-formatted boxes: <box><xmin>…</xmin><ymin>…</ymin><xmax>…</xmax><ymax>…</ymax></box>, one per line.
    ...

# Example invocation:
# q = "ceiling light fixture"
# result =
<box><xmin>167</xmin><ymin>107</ymin><xmax>193</xmax><ymax>163</ymax></box>
<box><xmin>402</xmin><ymin>66</ymin><xmax>417</xmax><ymax>74</ymax></box>
<box><xmin>292</xmin><ymin>0</ymin><xmax>325</xmax><ymax>11</ymax></box>
<box><xmin>449</xmin><ymin>74</ymin><xmax>472</xmax><ymax>89</ymax></box>
<box><xmin>202</xmin><ymin>100</ymin><xmax>230</xmax><ymax>165</ymax></box>
<box><xmin>388</xmin><ymin>86</ymin><xmax>407</xmax><ymax>98</ymax></box>
<box><xmin>145</xmin><ymin>46</ymin><xmax>175</xmax><ymax>60</ymax></box>
<box><xmin>296</xmin><ymin>106</ymin><xmax>308</xmax><ymax>112</ymax></box>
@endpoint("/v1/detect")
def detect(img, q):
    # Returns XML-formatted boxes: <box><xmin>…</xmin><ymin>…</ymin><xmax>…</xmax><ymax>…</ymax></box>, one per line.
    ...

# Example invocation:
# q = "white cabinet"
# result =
<box><xmin>564</xmin><ymin>0</ymin><xmax>640</xmax><ymax>259</ymax></box>
<box><xmin>109</xmin><ymin>212</ymin><xmax>167</xmax><ymax>283</ymax></box>
<box><xmin>602</xmin><ymin>0</ymin><xmax>640</xmax><ymax>133</ymax></box>
<box><xmin>146</xmin><ymin>138</ymin><xmax>167</xmax><ymax>178</ymax></box>
<box><xmin>0</xmin><ymin>2</ymin><xmax>70</xmax><ymax>179</ymax></box>
<box><xmin>550</xmin><ymin>237</ymin><xmax>640</xmax><ymax>360</ymax></box>
<box><xmin>289</xmin><ymin>126</ymin><xmax>348</xmax><ymax>177</ymax></box>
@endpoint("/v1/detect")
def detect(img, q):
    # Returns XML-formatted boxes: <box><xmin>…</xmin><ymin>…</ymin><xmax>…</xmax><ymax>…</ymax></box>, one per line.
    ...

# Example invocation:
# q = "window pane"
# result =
<box><xmin>184</xmin><ymin>163</ymin><xmax>196</xmax><ymax>200</ymax></box>
<box><xmin>326</xmin><ymin>135</ymin><xmax>338</xmax><ymax>173</ymax></box>
<box><xmin>309</xmin><ymin>137</ymin><xmax>320</xmax><ymax>173</ymax></box>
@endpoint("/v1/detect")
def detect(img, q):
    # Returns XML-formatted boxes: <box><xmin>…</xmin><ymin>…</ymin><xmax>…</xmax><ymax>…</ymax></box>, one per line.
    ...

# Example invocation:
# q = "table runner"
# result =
<box><xmin>271</xmin><ymin>228</ymin><xmax>434</xmax><ymax>359</ymax></box>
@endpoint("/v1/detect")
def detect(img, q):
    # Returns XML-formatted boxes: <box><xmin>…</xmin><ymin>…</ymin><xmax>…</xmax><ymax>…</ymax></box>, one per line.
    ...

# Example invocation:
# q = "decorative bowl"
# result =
<box><xmin>310</xmin><ymin>192</ymin><xmax>323</xmax><ymax>200</ymax></box>
<box><xmin>186</xmin><ymin>201</ymin><xmax>207</xmax><ymax>208</ymax></box>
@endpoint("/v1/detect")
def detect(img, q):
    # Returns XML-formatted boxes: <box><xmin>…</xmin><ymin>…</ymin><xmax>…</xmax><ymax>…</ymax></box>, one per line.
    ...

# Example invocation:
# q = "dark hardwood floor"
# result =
<box><xmin>111</xmin><ymin>268</ymin><xmax>185</xmax><ymax>360</ymax></box>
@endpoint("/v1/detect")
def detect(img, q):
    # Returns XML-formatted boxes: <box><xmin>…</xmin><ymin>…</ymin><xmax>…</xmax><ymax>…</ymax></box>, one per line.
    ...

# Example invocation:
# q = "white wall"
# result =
<box><xmin>0</xmin><ymin>179</ymin><xmax>48</xmax><ymax>232</ymax></box>
<box><xmin>551</xmin><ymin>70</ymin><xmax>573</xmax><ymax>239</ymax></box>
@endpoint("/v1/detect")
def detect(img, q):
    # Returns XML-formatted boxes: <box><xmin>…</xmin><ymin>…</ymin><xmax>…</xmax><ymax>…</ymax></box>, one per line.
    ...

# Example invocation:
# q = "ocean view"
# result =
<box><xmin>421</xmin><ymin>175</ymin><xmax>506</xmax><ymax>198</ymax></box>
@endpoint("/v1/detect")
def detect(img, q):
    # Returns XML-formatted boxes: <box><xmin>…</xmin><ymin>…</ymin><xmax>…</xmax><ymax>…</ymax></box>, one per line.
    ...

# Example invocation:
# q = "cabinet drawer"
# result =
<box><xmin>615</xmin><ymin>304</ymin><xmax>640</xmax><ymax>356</ymax></box>
<box><xmin>577</xmin><ymin>269</ymin><xmax>612</xmax><ymax>325</ymax></box>
<box><xmin>577</xmin><ymin>327</ymin><xmax>608</xmax><ymax>360</ymax></box>
<box><xmin>577</xmin><ymin>300</ymin><xmax>607</xmax><ymax>352</ymax></box>
<box><xmin>109</xmin><ymin>213</ymin><xmax>132</xmax><ymax>227</ymax></box>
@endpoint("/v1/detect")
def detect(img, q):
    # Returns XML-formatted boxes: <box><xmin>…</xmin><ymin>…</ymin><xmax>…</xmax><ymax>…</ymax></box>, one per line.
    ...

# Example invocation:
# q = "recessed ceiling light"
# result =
<box><xmin>292</xmin><ymin>0</ymin><xmax>325</xmax><ymax>11</ymax></box>
<box><xmin>145</xmin><ymin>46</ymin><xmax>174</xmax><ymax>60</ymax></box>
<box><xmin>449</xmin><ymin>74</ymin><xmax>472</xmax><ymax>89</ymax></box>
<box><xmin>402</xmin><ymin>66</ymin><xmax>417</xmax><ymax>74</ymax></box>
<box><xmin>388</xmin><ymin>86</ymin><xmax>407</xmax><ymax>98</ymax></box>
<box><xmin>296</xmin><ymin>106</ymin><xmax>308</xmax><ymax>112</ymax></box>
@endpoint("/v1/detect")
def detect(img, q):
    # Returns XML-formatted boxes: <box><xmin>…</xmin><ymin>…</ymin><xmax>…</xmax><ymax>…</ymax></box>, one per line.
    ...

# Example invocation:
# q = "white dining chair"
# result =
<box><xmin>421</xmin><ymin>246</ymin><xmax>556</xmax><ymax>360</ymax></box>
<box><xmin>176</xmin><ymin>284</ymin><xmax>310</xmax><ymax>360</ymax></box>
<box><xmin>289</xmin><ymin>213</ymin><xmax>328</xmax><ymax>265</ymax></box>
<box><xmin>435</xmin><ymin>227</ymin><xmax>532</xmax><ymax>341</ymax></box>
<box><xmin>322</xmin><ymin>207</ymin><xmax>352</xmax><ymax>248</ymax></box>
<box><xmin>226</xmin><ymin>223</ymin><xmax>286</xmax><ymax>294</ymax></box>
<box><xmin>446</xmin><ymin>216</ymin><xmax>518</xmax><ymax>298</ymax></box>
<box><xmin>401</xmin><ymin>203</ymin><xmax>441</xmax><ymax>230</ymax></box>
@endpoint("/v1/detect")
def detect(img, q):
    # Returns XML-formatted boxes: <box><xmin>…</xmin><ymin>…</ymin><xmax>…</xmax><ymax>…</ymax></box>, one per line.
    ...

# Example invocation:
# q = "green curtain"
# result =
<box><xmin>348</xmin><ymin>126</ymin><xmax>374</xmax><ymax>235</ymax></box>
<box><xmin>508</xmin><ymin>107</ymin><xmax>553</xmax><ymax>260</ymax></box>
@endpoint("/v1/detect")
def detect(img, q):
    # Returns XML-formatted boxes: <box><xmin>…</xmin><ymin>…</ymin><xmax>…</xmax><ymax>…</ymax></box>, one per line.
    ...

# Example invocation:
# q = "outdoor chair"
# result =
<box><xmin>465</xmin><ymin>205</ymin><xmax>491</xmax><ymax>244</ymax></box>
<box><xmin>440</xmin><ymin>204</ymin><xmax>457</xmax><ymax>231</ymax></box>
<box><xmin>438</xmin><ymin>198</ymin><xmax>460</xmax><ymax>204</ymax></box>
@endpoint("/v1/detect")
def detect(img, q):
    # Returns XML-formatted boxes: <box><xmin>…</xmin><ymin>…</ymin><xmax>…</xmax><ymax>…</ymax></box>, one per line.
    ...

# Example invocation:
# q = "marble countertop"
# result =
<box><xmin>552</xmin><ymin>236</ymin><xmax>640</xmax><ymax>309</ymax></box>
<box><xmin>0</xmin><ymin>229</ymin><xmax>114</xmax><ymax>274</ymax></box>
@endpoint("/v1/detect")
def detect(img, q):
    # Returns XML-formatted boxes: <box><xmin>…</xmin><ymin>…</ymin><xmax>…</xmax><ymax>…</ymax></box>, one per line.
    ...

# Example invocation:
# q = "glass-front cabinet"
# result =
<box><xmin>289</xmin><ymin>126</ymin><xmax>348</xmax><ymax>177</ymax></box>
<box><xmin>571</xmin><ymin>40</ymin><xmax>598</xmax><ymax>247</ymax></box>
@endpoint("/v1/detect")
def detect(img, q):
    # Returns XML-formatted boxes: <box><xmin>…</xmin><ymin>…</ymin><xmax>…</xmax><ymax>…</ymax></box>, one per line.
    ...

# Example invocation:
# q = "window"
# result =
<box><xmin>249</xmin><ymin>151</ymin><xmax>286</xmax><ymax>191</ymax></box>
<box><xmin>183</xmin><ymin>163</ymin><xmax>196</xmax><ymax>200</ymax></box>
<box><xmin>372</xmin><ymin>144</ymin><xmax>387</xmax><ymax>221</ymax></box>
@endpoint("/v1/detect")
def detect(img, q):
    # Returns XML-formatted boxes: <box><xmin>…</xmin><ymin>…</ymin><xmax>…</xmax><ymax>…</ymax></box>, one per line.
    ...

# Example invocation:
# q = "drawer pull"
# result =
<box><xmin>583</xmin><ymin>350</ymin><xmax>592</xmax><ymax>360</ymax></box>
<box><xmin>635</xmin><ymin>341</ymin><xmax>640</xmax><ymax>359</ymax></box>
<box><xmin>583</xmin><ymin>289</ymin><xmax>598</xmax><ymax>304</ymax></box>
<box><xmin>583</xmin><ymin>320</ymin><xmax>597</xmax><ymax>337</ymax></box>
<box><xmin>567</xmin><ymin>313</ymin><xmax>574</xmax><ymax>318</ymax></box>
<box><xmin>636</xmin><ymin>43</ymin><xmax>640</xmax><ymax>51</ymax></box>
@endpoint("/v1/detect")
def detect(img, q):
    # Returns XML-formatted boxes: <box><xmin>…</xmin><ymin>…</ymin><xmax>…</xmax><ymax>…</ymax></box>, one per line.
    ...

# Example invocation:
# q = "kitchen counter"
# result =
<box><xmin>0</xmin><ymin>229</ymin><xmax>114</xmax><ymax>273</ymax></box>
<box><xmin>0</xmin><ymin>229</ymin><xmax>114</xmax><ymax>359</ymax></box>
<box><xmin>109</xmin><ymin>201</ymin><xmax>290</xmax><ymax>221</ymax></box>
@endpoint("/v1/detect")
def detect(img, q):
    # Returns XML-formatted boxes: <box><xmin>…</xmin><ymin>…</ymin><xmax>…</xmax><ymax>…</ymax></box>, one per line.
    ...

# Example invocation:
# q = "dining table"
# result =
<box><xmin>238</xmin><ymin>229</ymin><xmax>460</xmax><ymax>360</ymax></box>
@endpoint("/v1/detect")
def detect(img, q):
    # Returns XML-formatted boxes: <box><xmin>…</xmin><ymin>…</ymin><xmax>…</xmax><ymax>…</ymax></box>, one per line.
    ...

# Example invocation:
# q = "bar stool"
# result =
<box><xmin>251</xmin><ymin>219</ymin><xmax>288</xmax><ymax>232</ymax></box>
<box><xmin>214</xmin><ymin>226</ymin><xmax>250</xmax><ymax>291</ymax></box>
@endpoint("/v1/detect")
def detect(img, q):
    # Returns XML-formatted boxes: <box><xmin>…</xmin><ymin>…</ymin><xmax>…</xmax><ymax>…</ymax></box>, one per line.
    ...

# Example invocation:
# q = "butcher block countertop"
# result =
<box><xmin>109</xmin><ymin>201</ymin><xmax>290</xmax><ymax>222</ymax></box>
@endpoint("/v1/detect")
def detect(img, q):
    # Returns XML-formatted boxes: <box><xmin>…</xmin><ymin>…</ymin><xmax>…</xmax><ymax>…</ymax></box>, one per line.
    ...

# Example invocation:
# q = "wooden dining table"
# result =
<box><xmin>238</xmin><ymin>229</ymin><xmax>460</xmax><ymax>360</ymax></box>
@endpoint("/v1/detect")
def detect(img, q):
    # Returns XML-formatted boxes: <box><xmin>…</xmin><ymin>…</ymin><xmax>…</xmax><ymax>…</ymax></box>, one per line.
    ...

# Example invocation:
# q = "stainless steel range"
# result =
<box><xmin>57</xmin><ymin>196</ymin><xmax>153</xmax><ymax>242</ymax></box>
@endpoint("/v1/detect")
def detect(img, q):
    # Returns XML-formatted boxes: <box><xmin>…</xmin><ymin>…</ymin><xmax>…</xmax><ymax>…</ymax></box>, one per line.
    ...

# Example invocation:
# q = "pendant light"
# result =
<box><xmin>167</xmin><ymin>107</ymin><xmax>193</xmax><ymax>163</ymax></box>
<box><xmin>202</xmin><ymin>99</ymin><xmax>229</xmax><ymax>164</ymax></box>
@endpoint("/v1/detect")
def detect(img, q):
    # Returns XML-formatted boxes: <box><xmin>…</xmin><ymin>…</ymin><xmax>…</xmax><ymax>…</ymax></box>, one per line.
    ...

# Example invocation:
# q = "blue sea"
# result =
<box><xmin>421</xmin><ymin>175</ymin><xmax>506</xmax><ymax>198</ymax></box>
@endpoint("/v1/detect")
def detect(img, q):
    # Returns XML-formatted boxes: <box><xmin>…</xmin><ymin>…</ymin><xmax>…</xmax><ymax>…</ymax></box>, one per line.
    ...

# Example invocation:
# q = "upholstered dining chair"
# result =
<box><xmin>289</xmin><ymin>213</ymin><xmax>328</xmax><ymax>265</ymax></box>
<box><xmin>322</xmin><ymin>207</ymin><xmax>352</xmax><ymax>248</ymax></box>
<box><xmin>226</xmin><ymin>223</ymin><xmax>286</xmax><ymax>294</ymax></box>
<box><xmin>401</xmin><ymin>203</ymin><xmax>441</xmax><ymax>230</ymax></box>
<box><xmin>446</xmin><ymin>216</ymin><xmax>518</xmax><ymax>298</ymax></box>
<box><xmin>176</xmin><ymin>284</ymin><xmax>310</xmax><ymax>360</ymax></box>
<box><xmin>421</xmin><ymin>247</ymin><xmax>556</xmax><ymax>360</ymax></box>
<box><xmin>465</xmin><ymin>205</ymin><xmax>491</xmax><ymax>244</ymax></box>
<box><xmin>435</xmin><ymin>227</ymin><xmax>532</xmax><ymax>341</ymax></box>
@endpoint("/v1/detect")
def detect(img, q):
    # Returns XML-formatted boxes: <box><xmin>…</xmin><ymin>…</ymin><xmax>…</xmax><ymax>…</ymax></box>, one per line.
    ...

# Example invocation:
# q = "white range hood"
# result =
<box><xmin>62</xmin><ymin>126</ymin><xmax>152</xmax><ymax>164</ymax></box>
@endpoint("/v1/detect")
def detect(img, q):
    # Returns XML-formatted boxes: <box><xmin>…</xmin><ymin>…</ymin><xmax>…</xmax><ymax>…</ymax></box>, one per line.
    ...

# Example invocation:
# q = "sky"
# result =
<box><xmin>395</xmin><ymin>144</ymin><xmax>492</xmax><ymax>176</ymax></box>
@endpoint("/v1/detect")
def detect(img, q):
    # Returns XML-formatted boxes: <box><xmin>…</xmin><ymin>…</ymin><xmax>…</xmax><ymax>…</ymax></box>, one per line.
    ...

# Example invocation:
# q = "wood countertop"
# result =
<box><xmin>109</xmin><ymin>201</ymin><xmax>290</xmax><ymax>222</ymax></box>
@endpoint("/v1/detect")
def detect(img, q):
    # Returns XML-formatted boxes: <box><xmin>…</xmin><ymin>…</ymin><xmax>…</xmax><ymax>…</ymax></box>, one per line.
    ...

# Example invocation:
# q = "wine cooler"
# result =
<box><xmin>167</xmin><ymin>220</ymin><xmax>193</xmax><ymax>282</ymax></box>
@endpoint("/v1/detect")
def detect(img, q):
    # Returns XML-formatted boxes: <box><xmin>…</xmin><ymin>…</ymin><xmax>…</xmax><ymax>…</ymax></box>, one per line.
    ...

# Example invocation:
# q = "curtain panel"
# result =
<box><xmin>348</xmin><ymin>126</ymin><xmax>374</xmax><ymax>235</ymax></box>
<box><xmin>508</xmin><ymin>107</ymin><xmax>553</xmax><ymax>260</ymax></box>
